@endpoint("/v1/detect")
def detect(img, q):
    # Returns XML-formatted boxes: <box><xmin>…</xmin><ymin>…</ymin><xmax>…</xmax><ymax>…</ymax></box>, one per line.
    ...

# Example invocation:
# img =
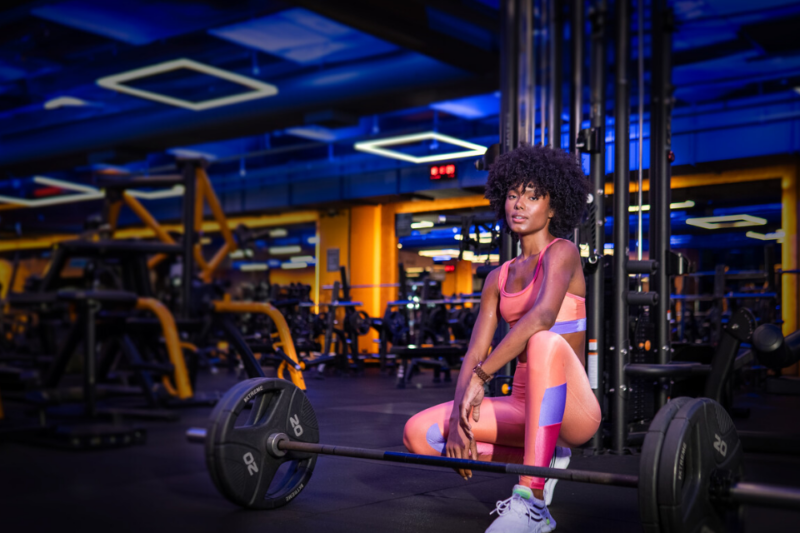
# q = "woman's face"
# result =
<box><xmin>505</xmin><ymin>184</ymin><xmax>554</xmax><ymax>236</ymax></box>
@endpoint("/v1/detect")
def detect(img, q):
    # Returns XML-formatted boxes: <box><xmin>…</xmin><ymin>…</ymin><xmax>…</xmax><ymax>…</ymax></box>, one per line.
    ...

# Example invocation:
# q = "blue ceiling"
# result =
<box><xmin>0</xmin><ymin>0</ymin><xmax>798</xmax><ymax>242</ymax></box>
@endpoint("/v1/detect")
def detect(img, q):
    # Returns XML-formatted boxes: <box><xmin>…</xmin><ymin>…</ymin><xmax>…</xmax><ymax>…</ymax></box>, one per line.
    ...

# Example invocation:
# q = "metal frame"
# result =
<box><xmin>650</xmin><ymin>1</ymin><xmax>675</xmax><ymax>409</ymax></box>
<box><xmin>586</xmin><ymin>0</ymin><xmax>606</xmax><ymax>451</ymax></box>
<box><xmin>611</xmin><ymin>0</ymin><xmax>631</xmax><ymax>454</ymax></box>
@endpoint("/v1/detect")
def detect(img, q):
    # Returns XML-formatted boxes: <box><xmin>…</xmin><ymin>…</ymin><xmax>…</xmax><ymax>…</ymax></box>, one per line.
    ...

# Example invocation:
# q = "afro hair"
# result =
<box><xmin>484</xmin><ymin>144</ymin><xmax>591</xmax><ymax>238</ymax></box>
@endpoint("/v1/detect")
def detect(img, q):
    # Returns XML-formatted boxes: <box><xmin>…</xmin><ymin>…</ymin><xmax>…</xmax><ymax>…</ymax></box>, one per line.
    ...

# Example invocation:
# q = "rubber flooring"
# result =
<box><xmin>1</xmin><ymin>367</ymin><xmax>799</xmax><ymax>533</ymax></box>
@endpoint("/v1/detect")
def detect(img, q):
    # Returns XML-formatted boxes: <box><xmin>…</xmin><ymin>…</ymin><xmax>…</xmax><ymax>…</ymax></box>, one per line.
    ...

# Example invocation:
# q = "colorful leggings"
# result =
<box><xmin>403</xmin><ymin>330</ymin><xmax>601</xmax><ymax>489</ymax></box>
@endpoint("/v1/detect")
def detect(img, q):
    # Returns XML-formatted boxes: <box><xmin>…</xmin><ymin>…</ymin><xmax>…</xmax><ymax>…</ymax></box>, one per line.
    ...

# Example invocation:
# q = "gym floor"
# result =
<box><xmin>1</xmin><ymin>369</ymin><xmax>798</xmax><ymax>533</ymax></box>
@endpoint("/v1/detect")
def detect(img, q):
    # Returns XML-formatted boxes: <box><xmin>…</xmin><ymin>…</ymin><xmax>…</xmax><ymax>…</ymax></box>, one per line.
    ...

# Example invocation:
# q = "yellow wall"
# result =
<box><xmin>782</xmin><ymin>165</ymin><xmax>799</xmax><ymax>375</ymax></box>
<box><xmin>442</xmin><ymin>259</ymin><xmax>474</xmax><ymax>298</ymax></box>
<box><xmin>349</xmin><ymin>205</ymin><xmax>383</xmax><ymax>353</ymax></box>
<box><xmin>315</xmin><ymin>210</ymin><xmax>350</xmax><ymax>307</ymax></box>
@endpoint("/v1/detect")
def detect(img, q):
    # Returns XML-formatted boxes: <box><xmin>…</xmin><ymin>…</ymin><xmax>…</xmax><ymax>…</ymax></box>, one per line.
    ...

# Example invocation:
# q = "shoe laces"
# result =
<box><xmin>490</xmin><ymin>494</ymin><xmax>544</xmax><ymax>525</ymax></box>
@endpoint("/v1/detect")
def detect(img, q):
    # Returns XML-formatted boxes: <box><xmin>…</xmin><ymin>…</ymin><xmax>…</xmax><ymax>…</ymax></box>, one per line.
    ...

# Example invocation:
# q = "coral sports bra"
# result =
<box><xmin>498</xmin><ymin>238</ymin><xmax>586</xmax><ymax>334</ymax></box>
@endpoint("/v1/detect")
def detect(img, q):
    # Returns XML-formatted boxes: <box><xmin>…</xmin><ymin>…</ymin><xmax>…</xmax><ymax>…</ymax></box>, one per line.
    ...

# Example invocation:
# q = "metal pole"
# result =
<box><xmin>180</xmin><ymin>161</ymin><xmax>197</xmax><ymax>320</ymax></box>
<box><xmin>570</xmin><ymin>0</ymin><xmax>585</xmax><ymax>157</ymax></box>
<box><xmin>650</xmin><ymin>1</ymin><xmax>674</xmax><ymax>408</ymax></box>
<box><xmin>548</xmin><ymin>0</ymin><xmax>564</xmax><ymax>149</ymax></box>
<box><xmin>587</xmin><ymin>0</ymin><xmax>607</xmax><ymax>452</ymax></box>
<box><xmin>277</xmin><ymin>438</ymin><xmax>640</xmax><ymax>488</ymax></box>
<box><xmin>499</xmin><ymin>0</ymin><xmax>536</xmax><ymax>385</ymax></box>
<box><xmin>612</xmin><ymin>0</ymin><xmax>631</xmax><ymax>454</ymax></box>
<box><xmin>500</xmin><ymin>0</ymin><xmax>520</xmax><ymax>156</ymax></box>
<box><xmin>519</xmin><ymin>0</ymin><xmax>536</xmax><ymax>145</ymax></box>
<box><xmin>636</xmin><ymin>0</ymin><xmax>644</xmax><ymax>262</ymax></box>
<box><xmin>540</xmin><ymin>0</ymin><xmax>548</xmax><ymax>146</ymax></box>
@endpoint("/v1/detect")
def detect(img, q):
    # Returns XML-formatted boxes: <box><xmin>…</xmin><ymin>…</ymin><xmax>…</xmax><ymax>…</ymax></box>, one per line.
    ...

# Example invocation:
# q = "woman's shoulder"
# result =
<box><xmin>545</xmin><ymin>238</ymin><xmax>581</xmax><ymax>265</ymax></box>
<box><xmin>482</xmin><ymin>264</ymin><xmax>504</xmax><ymax>294</ymax></box>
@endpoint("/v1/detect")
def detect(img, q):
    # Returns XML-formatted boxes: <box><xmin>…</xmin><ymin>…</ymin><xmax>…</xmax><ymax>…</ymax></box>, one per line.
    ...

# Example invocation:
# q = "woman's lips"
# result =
<box><xmin>511</xmin><ymin>215</ymin><xmax>527</xmax><ymax>223</ymax></box>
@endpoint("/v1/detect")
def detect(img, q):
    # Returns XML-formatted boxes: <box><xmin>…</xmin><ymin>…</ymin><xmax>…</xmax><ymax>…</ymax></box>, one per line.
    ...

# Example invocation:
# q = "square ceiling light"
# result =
<box><xmin>97</xmin><ymin>58</ymin><xmax>278</xmax><ymax>111</ymax></box>
<box><xmin>0</xmin><ymin>176</ymin><xmax>103</xmax><ymax>207</ymax></box>
<box><xmin>354</xmin><ymin>132</ymin><xmax>487</xmax><ymax>164</ymax></box>
<box><xmin>685</xmin><ymin>214</ymin><xmax>767</xmax><ymax>230</ymax></box>
<box><xmin>0</xmin><ymin>176</ymin><xmax>183</xmax><ymax>208</ymax></box>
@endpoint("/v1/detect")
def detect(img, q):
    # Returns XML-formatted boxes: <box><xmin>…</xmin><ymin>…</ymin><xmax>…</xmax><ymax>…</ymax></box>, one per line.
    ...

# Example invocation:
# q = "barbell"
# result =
<box><xmin>187</xmin><ymin>378</ymin><xmax>800</xmax><ymax>532</ymax></box>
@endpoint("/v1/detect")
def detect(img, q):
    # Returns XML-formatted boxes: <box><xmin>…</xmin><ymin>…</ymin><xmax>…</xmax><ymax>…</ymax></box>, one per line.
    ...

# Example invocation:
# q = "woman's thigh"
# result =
<box><xmin>559</xmin><ymin>351</ymin><xmax>602</xmax><ymax>447</ymax></box>
<box><xmin>406</xmin><ymin>396</ymin><xmax>527</xmax><ymax>448</ymax></box>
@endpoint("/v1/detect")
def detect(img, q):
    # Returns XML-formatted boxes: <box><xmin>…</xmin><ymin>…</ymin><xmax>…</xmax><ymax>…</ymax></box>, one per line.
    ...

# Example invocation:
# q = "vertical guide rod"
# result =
<box><xmin>612</xmin><ymin>0</ymin><xmax>631</xmax><ymax>455</ymax></box>
<box><xmin>569</xmin><ymin>0</ymin><xmax>584</xmax><ymax>157</ymax></box>
<box><xmin>548</xmin><ymin>0</ymin><xmax>563</xmax><ymax>149</ymax></box>
<box><xmin>540</xmin><ymin>0</ymin><xmax>548</xmax><ymax>146</ymax></box>
<box><xmin>569</xmin><ymin>0</ymin><xmax>585</xmax><ymax>246</ymax></box>
<box><xmin>636</xmin><ymin>0</ymin><xmax>644</xmax><ymax>262</ymax></box>
<box><xmin>498</xmin><ymin>0</ymin><xmax>534</xmax><ymax>381</ymax></box>
<box><xmin>587</xmin><ymin>0</ymin><xmax>606</xmax><ymax>452</ymax></box>
<box><xmin>650</xmin><ymin>1</ymin><xmax>674</xmax><ymax>408</ymax></box>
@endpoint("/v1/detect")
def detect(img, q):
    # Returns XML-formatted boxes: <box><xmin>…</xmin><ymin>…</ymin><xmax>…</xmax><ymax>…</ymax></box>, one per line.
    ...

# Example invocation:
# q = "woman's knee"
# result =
<box><xmin>526</xmin><ymin>330</ymin><xmax>566</xmax><ymax>360</ymax></box>
<box><xmin>403</xmin><ymin>416</ymin><xmax>420</xmax><ymax>452</ymax></box>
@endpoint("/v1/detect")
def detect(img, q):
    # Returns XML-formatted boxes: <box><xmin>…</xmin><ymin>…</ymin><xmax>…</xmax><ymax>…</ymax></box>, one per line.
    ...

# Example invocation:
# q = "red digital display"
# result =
<box><xmin>444</xmin><ymin>264</ymin><xmax>456</xmax><ymax>273</ymax></box>
<box><xmin>33</xmin><ymin>186</ymin><xmax>63</xmax><ymax>198</ymax></box>
<box><xmin>430</xmin><ymin>164</ymin><xmax>456</xmax><ymax>180</ymax></box>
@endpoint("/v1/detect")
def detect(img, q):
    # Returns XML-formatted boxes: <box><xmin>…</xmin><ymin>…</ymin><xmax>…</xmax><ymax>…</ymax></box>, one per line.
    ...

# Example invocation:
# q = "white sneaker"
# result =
<box><xmin>485</xmin><ymin>485</ymin><xmax>557</xmax><ymax>533</ymax></box>
<box><xmin>543</xmin><ymin>446</ymin><xmax>571</xmax><ymax>506</ymax></box>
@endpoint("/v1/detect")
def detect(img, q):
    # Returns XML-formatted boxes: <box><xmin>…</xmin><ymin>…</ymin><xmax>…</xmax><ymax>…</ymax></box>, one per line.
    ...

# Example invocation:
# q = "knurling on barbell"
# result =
<box><xmin>190</xmin><ymin>377</ymin><xmax>800</xmax><ymax>531</ymax></box>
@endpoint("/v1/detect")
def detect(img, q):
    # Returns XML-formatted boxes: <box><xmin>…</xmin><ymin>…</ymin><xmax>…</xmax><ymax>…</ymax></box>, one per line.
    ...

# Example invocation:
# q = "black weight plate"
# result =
<box><xmin>657</xmin><ymin>398</ymin><xmax>743</xmax><ymax>533</ymax></box>
<box><xmin>726</xmin><ymin>308</ymin><xmax>756</xmax><ymax>343</ymax></box>
<box><xmin>205</xmin><ymin>378</ymin><xmax>320</xmax><ymax>509</ymax></box>
<box><xmin>348</xmin><ymin>311</ymin><xmax>372</xmax><ymax>336</ymax></box>
<box><xmin>639</xmin><ymin>397</ymin><xmax>694</xmax><ymax>533</ymax></box>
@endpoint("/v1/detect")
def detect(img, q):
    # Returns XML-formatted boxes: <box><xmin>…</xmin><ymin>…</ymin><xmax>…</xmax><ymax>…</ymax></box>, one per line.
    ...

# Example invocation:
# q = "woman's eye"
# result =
<box><xmin>529</xmin><ymin>196</ymin><xmax>538</xmax><ymax>201</ymax></box>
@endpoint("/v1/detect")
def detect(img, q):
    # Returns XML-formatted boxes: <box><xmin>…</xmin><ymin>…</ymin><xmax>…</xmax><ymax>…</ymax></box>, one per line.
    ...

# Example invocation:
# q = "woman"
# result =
<box><xmin>403</xmin><ymin>144</ymin><xmax>600</xmax><ymax>533</ymax></box>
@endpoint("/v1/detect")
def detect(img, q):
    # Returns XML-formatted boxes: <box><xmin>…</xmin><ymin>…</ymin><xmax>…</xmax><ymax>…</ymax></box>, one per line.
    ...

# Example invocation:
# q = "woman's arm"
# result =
<box><xmin>478</xmin><ymin>240</ymin><xmax>579</xmax><ymax>376</ymax></box>
<box><xmin>448</xmin><ymin>267</ymin><xmax>500</xmax><ymax>424</ymax></box>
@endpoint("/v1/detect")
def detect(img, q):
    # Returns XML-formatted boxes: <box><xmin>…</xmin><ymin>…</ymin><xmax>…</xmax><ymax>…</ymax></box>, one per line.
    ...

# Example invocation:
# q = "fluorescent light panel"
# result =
<box><xmin>290</xmin><ymin>255</ymin><xmax>315</xmax><ymax>263</ymax></box>
<box><xmin>418</xmin><ymin>249</ymin><xmax>461</xmax><ymax>258</ymax></box>
<box><xmin>686</xmin><ymin>214</ymin><xmax>767</xmax><ymax>230</ymax></box>
<box><xmin>240</xmin><ymin>263</ymin><xmax>269</xmax><ymax>271</ymax></box>
<box><xmin>746</xmin><ymin>230</ymin><xmax>784</xmax><ymax>241</ymax></box>
<box><xmin>269</xmin><ymin>245</ymin><xmax>302</xmax><ymax>255</ymax></box>
<box><xmin>281</xmin><ymin>262</ymin><xmax>308</xmax><ymax>269</ymax></box>
<box><xmin>354</xmin><ymin>132</ymin><xmax>486</xmax><ymax>164</ymax></box>
<box><xmin>269</xmin><ymin>228</ymin><xmax>288</xmax><ymax>238</ymax></box>
<box><xmin>629</xmin><ymin>200</ymin><xmax>695</xmax><ymax>213</ymax></box>
<box><xmin>229</xmin><ymin>249</ymin><xmax>254</xmax><ymax>259</ymax></box>
<box><xmin>0</xmin><ymin>176</ymin><xmax>103</xmax><ymax>207</ymax></box>
<box><xmin>96</xmin><ymin>58</ymin><xmax>278</xmax><ymax>111</ymax></box>
<box><xmin>410</xmin><ymin>221</ymin><xmax>434</xmax><ymax>229</ymax></box>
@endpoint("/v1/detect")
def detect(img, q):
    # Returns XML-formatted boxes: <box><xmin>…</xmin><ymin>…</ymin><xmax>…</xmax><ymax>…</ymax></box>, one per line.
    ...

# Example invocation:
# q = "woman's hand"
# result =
<box><xmin>446</xmin><ymin>421</ymin><xmax>478</xmax><ymax>480</ymax></box>
<box><xmin>458</xmin><ymin>374</ymin><xmax>485</xmax><ymax>440</ymax></box>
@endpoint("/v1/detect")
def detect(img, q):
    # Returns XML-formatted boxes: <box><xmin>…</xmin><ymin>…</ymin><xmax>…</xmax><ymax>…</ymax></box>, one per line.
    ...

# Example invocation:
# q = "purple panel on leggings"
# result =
<box><xmin>538</xmin><ymin>383</ymin><xmax>567</xmax><ymax>427</ymax></box>
<box><xmin>426</xmin><ymin>423</ymin><xmax>446</xmax><ymax>453</ymax></box>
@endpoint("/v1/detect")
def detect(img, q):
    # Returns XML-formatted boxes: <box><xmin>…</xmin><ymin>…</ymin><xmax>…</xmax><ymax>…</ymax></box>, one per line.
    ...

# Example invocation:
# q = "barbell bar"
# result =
<box><xmin>187</xmin><ymin>377</ymin><xmax>800</xmax><ymax>531</ymax></box>
<box><xmin>187</xmin><ymin>427</ymin><xmax>639</xmax><ymax>488</ymax></box>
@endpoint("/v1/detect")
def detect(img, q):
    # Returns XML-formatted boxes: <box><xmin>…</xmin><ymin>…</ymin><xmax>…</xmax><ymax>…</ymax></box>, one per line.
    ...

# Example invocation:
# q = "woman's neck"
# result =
<box><xmin>517</xmin><ymin>230</ymin><xmax>555</xmax><ymax>260</ymax></box>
